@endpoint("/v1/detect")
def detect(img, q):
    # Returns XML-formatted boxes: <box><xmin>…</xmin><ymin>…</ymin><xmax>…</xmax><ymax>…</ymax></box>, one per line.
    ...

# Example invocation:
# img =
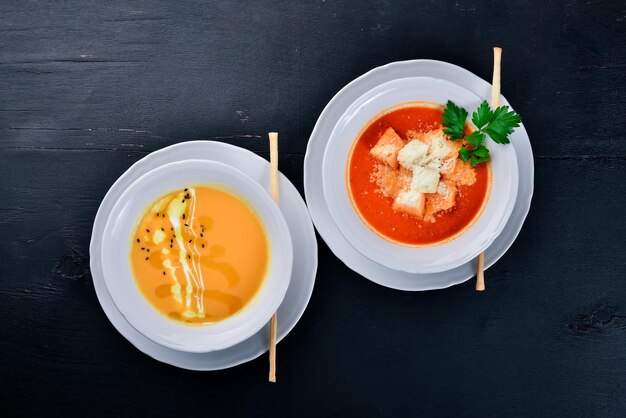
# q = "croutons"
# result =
<box><xmin>372</xmin><ymin>164</ymin><xmax>399</xmax><ymax>197</ymax></box>
<box><xmin>368</xmin><ymin>126</ymin><xmax>477</xmax><ymax>221</ymax></box>
<box><xmin>372</xmin><ymin>164</ymin><xmax>415</xmax><ymax>197</ymax></box>
<box><xmin>425</xmin><ymin>131</ymin><xmax>450</xmax><ymax>161</ymax></box>
<box><xmin>440</xmin><ymin>140</ymin><xmax>463</xmax><ymax>175</ymax></box>
<box><xmin>442</xmin><ymin>158</ymin><xmax>476</xmax><ymax>186</ymax></box>
<box><xmin>424</xmin><ymin>180</ymin><xmax>458</xmax><ymax>221</ymax></box>
<box><xmin>409</xmin><ymin>166</ymin><xmax>440</xmax><ymax>193</ymax></box>
<box><xmin>397</xmin><ymin>139</ymin><xmax>429</xmax><ymax>169</ymax></box>
<box><xmin>369</xmin><ymin>127</ymin><xmax>405</xmax><ymax>169</ymax></box>
<box><xmin>397</xmin><ymin>167</ymin><xmax>413</xmax><ymax>191</ymax></box>
<box><xmin>393</xmin><ymin>189</ymin><xmax>426</xmax><ymax>218</ymax></box>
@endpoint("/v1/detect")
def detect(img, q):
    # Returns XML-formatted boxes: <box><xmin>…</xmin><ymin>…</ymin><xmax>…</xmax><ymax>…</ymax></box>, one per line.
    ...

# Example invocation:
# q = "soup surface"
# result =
<box><xmin>348</xmin><ymin>104</ymin><xmax>491</xmax><ymax>246</ymax></box>
<box><xmin>130</xmin><ymin>185</ymin><xmax>269</xmax><ymax>325</ymax></box>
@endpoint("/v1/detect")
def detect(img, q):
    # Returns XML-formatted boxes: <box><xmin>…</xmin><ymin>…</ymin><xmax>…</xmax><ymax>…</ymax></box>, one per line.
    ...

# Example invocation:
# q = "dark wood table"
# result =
<box><xmin>2</xmin><ymin>1</ymin><xmax>625</xmax><ymax>416</ymax></box>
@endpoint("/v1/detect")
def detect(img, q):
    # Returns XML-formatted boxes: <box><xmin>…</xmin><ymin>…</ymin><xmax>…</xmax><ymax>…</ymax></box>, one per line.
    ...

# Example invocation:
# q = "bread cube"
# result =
<box><xmin>396</xmin><ymin>167</ymin><xmax>413</xmax><ymax>192</ymax></box>
<box><xmin>397</xmin><ymin>139</ymin><xmax>429</xmax><ymax>169</ymax></box>
<box><xmin>426</xmin><ymin>131</ymin><xmax>450</xmax><ymax>161</ymax></box>
<box><xmin>440</xmin><ymin>141</ymin><xmax>463</xmax><ymax>175</ymax></box>
<box><xmin>372</xmin><ymin>164</ymin><xmax>399</xmax><ymax>197</ymax></box>
<box><xmin>369</xmin><ymin>127</ymin><xmax>405</xmax><ymax>169</ymax></box>
<box><xmin>424</xmin><ymin>180</ymin><xmax>458</xmax><ymax>221</ymax></box>
<box><xmin>442</xmin><ymin>158</ymin><xmax>476</xmax><ymax>186</ymax></box>
<box><xmin>410</xmin><ymin>166</ymin><xmax>440</xmax><ymax>193</ymax></box>
<box><xmin>392</xmin><ymin>189</ymin><xmax>426</xmax><ymax>218</ymax></box>
<box><xmin>445</xmin><ymin>138</ymin><xmax>463</xmax><ymax>158</ymax></box>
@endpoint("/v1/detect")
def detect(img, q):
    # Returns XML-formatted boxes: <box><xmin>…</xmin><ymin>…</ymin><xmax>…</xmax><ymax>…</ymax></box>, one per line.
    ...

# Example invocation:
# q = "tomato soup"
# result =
<box><xmin>130</xmin><ymin>186</ymin><xmax>269</xmax><ymax>325</ymax></box>
<box><xmin>347</xmin><ymin>104</ymin><xmax>491</xmax><ymax>246</ymax></box>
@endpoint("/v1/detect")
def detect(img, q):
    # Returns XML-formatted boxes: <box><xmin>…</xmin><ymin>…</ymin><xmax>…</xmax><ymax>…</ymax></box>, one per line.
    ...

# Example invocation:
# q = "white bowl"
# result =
<box><xmin>322</xmin><ymin>76</ymin><xmax>519</xmax><ymax>274</ymax></box>
<box><xmin>101</xmin><ymin>159</ymin><xmax>293</xmax><ymax>353</ymax></box>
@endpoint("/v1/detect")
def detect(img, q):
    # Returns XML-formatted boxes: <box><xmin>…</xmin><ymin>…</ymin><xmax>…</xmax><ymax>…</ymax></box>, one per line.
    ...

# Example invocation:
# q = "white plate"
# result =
<box><xmin>90</xmin><ymin>141</ymin><xmax>317</xmax><ymax>369</ymax></box>
<box><xmin>101</xmin><ymin>160</ymin><xmax>293</xmax><ymax>353</ymax></box>
<box><xmin>322</xmin><ymin>77</ymin><xmax>518</xmax><ymax>274</ymax></box>
<box><xmin>305</xmin><ymin>60</ymin><xmax>533</xmax><ymax>290</ymax></box>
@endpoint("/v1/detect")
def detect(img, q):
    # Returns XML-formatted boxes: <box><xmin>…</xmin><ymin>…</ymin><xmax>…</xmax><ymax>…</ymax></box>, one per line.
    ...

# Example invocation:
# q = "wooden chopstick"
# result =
<box><xmin>268</xmin><ymin>131</ymin><xmax>279</xmax><ymax>382</ymax></box>
<box><xmin>476</xmin><ymin>47</ymin><xmax>502</xmax><ymax>292</ymax></box>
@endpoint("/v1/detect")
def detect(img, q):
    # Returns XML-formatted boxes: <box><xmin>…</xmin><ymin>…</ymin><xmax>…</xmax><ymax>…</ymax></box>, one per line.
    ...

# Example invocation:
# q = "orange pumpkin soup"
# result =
<box><xmin>130</xmin><ymin>185</ymin><xmax>269</xmax><ymax>325</ymax></box>
<box><xmin>347</xmin><ymin>104</ymin><xmax>491</xmax><ymax>246</ymax></box>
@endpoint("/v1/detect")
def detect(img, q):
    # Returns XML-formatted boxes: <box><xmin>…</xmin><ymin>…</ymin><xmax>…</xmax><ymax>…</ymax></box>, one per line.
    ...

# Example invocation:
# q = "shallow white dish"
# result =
<box><xmin>322</xmin><ymin>76</ymin><xmax>518</xmax><ymax>274</ymax></box>
<box><xmin>305</xmin><ymin>59</ymin><xmax>533</xmax><ymax>290</ymax></box>
<box><xmin>100</xmin><ymin>158</ymin><xmax>293</xmax><ymax>353</ymax></box>
<box><xmin>91</xmin><ymin>142</ymin><xmax>316</xmax><ymax>370</ymax></box>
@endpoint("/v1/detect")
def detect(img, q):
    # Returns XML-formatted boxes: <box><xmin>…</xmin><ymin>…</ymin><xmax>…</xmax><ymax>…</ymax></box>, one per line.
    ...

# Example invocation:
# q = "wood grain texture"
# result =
<box><xmin>1</xmin><ymin>0</ymin><xmax>625</xmax><ymax>417</ymax></box>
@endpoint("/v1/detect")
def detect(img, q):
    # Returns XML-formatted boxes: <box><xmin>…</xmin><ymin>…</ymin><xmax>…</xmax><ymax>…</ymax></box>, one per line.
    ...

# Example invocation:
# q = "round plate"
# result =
<box><xmin>101</xmin><ymin>160</ymin><xmax>293</xmax><ymax>353</ymax></box>
<box><xmin>90</xmin><ymin>141</ymin><xmax>317</xmax><ymax>370</ymax></box>
<box><xmin>304</xmin><ymin>59</ymin><xmax>533</xmax><ymax>291</ymax></box>
<box><xmin>322</xmin><ymin>76</ymin><xmax>518</xmax><ymax>274</ymax></box>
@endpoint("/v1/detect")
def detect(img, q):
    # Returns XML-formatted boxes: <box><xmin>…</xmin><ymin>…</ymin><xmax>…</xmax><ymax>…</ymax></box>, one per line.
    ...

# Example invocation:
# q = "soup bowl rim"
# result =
<box><xmin>101</xmin><ymin>159</ymin><xmax>293</xmax><ymax>353</ymax></box>
<box><xmin>322</xmin><ymin>76</ymin><xmax>519</xmax><ymax>274</ymax></box>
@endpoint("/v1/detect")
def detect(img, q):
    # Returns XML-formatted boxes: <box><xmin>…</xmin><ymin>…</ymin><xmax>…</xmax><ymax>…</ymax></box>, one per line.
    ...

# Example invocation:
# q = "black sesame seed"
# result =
<box><xmin>201</xmin><ymin>244</ymin><xmax>205</xmax><ymax>248</ymax></box>
<box><xmin>187</xmin><ymin>255</ymin><xmax>191</xmax><ymax>259</ymax></box>
<box><xmin>145</xmin><ymin>256</ymin><xmax>149</xmax><ymax>261</ymax></box>
<box><xmin>163</xmin><ymin>271</ymin><xmax>166</xmax><ymax>275</ymax></box>
<box><xmin>184</xmin><ymin>188</ymin><xmax>188</xmax><ymax>191</ymax></box>
<box><xmin>161</xmin><ymin>227</ymin><xmax>164</xmax><ymax>231</ymax></box>
<box><xmin>170</xmin><ymin>244</ymin><xmax>173</xmax><ymax>248</ymax></box>
<box><xmin>200</xmin><ymin>233</ymin><xmax>203</xmax><ymax>237</ymax></box>
<box><xmin>188</xmin><ymin>239</ymin><xmax>192</xmax><ymax>243</ymax></box>
<box><xmin>141</xmin><ymin>247</ymin><xmax>145</xmax><ymax>250</ymax></box>
<box><xmin>184</xmin><ymin>223</ymin><xmax>188</xmax><ymax>227</ymax></box>
<box><xmin>200</xmin><ymin>224</ymin><xmax>204</xmax><ymax>228</ymax></box>
<box><xmin>173</xmin><ymin>234</ymin><xmax>176</xmax><ymax>238</ymax></box>
<box><xmin>146</xmin><ymin>229</ymin><xmax>150</xmax><ymax>233</ymax></box>
<box><xmin>146</xmin><ymin>249</ymin><xmax>150</xmax><ymax>252</ymax></box>
<box><xmin>156</xmin><ymin>212</ymin><xmax>159</xmax><ymax>217</ymax></box>
<box><xmin>170</xmin><ymin>239</ymin><xmax>173</xmax><ymax>243</ymax></box>
<box><xmin>170</xmin><ymin>227</ymin><xmax>173</xmax><ymax>231</ymax></box>
<box><xmin>162</xmin><ymin>214</ymin><xmax>165</xmax><ymax>218</ymax></box>
<box><xmin>182</xmin><ymin>214</ymin><xmax>186</xmax><ymax>220</ymax></box>
<box><xmin>182</xmin><ymin>199</ymin><xmax>185</xmax><ymax>203</ymax></box>
<box><xmin>136</xmin><ymin>238</ymin><xmax>140</xmax><ymax>243</ymax></box>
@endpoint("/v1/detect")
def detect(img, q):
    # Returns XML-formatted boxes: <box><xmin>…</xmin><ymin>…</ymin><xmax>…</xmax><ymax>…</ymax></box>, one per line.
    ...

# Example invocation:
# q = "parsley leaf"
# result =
<box><xmin>458</xmin><ymin>145</ymin><xmax>471</xmax><ymax>162</ymax></box>
<box><xmin>470</xmin><ymin>145</ymin><xmax>490</xmax><ymax>167</ymax></box>
<box><xmin>465</xmin><ymin>131</ymin><xmax>485</xmax><ymax>147</ymax></box>
<box><xmin>471</xmin><ymin>144</ymin><xmax>490</xmax><ymax>158</ymax></box>
<box><xmin>441</xmin><ymin>100</ymin><xmax>521</xmax><ymax>166</ymax></box>
<box><xmin>471</xmin><ymin>101</ymin><xmax>493</xmax><ymax>129</ymax></box>
<box><xmin>441</xmin><ymin>100</ymin><xmax>467</xmax><ymax>140</ymax></box>
<box><xmin>483</xmin><ymin>105</ymin><xmax>522</xmax><ymax>144</ymax></box>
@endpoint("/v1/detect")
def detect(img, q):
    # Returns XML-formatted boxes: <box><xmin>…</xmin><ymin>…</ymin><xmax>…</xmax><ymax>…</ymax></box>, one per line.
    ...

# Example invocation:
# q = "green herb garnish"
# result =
<box><xmin>441</xmin><ymin>100</ymin><xmax>468</xmax><ymax>141</ymax></box>
<box><xmin>441</xmin><ymin>100</ymin><xmax>521</xmax><ymax>167</ymax></box>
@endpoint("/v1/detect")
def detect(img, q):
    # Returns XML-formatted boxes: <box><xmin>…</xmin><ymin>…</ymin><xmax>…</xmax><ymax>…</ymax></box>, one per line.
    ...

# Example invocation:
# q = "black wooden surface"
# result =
<box><xmin>1</xmin><ymin>1</ymin><xmax>625</xmax><ymax>416</ymax></box>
